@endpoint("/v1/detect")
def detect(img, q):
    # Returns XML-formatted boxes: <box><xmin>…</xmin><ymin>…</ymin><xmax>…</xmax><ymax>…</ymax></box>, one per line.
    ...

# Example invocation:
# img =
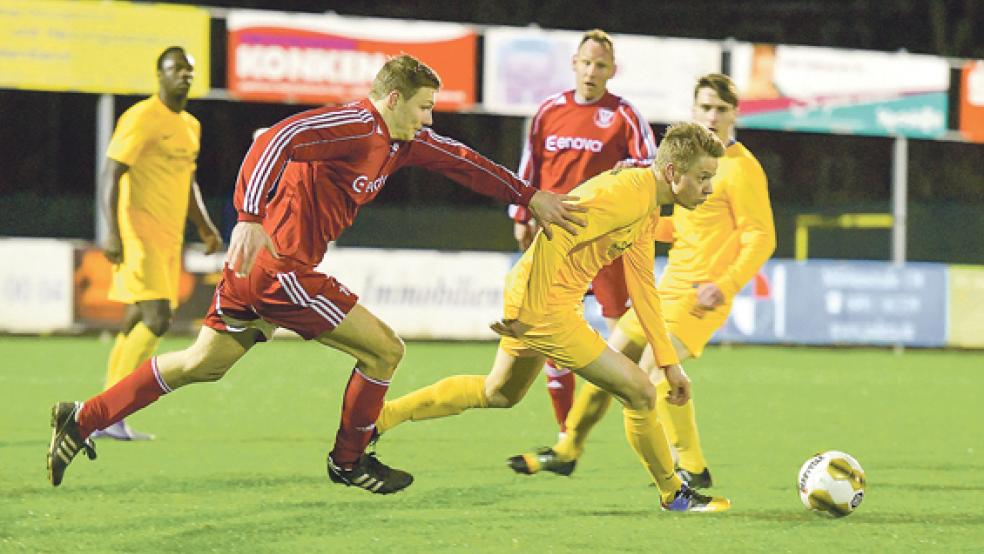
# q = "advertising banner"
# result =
<box><xmin>947</xmin><ymin>265</ymin><xmax>984</xmax><ymax>348</ymax></box>
<box><xmin>483</xmin><ymin>28</ymin><xmax>721</xmax><ymax>120</ymax></box>
<box><xmin>227</xmin><ymin>10</ymin><xmax>476</xmax><ymax>110</ymax></box>
<box><xmin>0</xmin><ymin>239</ymin><xmax>74</xmax><ymax>333</ymax></box>
<box><xmin>318</xmin><ymin>248</ymin><xmax>512</xmax><ymax>339</ymax></box>
<box><xmin>731</xmin><ymin>43</ymin><xmax>949</xmax><ymax>138</ymax></box>
<box><xmin>0</xmin><ymin>0</ymin><xmax>209</xmax><ymax>96</ymax></box>
<box><xmin>959</xmin><ymin>61</ymin><xmax>984</xmax><ymax>143</ymax></box>
<box><xmin>713</xmin><ymin>260</ymin><xmax>948</xmax><ymax>347</ymax></box>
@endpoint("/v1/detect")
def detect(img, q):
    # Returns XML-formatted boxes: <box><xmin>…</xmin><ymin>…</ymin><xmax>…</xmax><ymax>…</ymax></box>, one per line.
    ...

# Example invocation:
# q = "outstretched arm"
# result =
<box><xmin>408</xmin><ymin>129</ymin><xmax>586</xmax><ymax>239</ymax></box>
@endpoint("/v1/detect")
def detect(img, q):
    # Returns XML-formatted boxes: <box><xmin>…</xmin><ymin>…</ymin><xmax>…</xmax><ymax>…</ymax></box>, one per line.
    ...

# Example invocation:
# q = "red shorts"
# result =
<box><xmin>204</xmin><ymin>264</ymin><xmax>359</xmax><ymax>340</ymax></box>
<box><xmin>589</xmin><ymin>257</ymin><xmax>629</xmax><ymax>319</ymax></box>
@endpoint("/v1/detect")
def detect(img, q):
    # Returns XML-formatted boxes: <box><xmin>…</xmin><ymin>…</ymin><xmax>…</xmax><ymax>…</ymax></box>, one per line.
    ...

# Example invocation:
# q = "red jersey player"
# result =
<box><xmin>512</xmin><ymin>30</ymin><xmax>656</xmax><ymax>436</ymax></box>
<box><xmin>47</xmin><ymin>55</ymin><xmax>586</xmax><ymax>494</ymax></box>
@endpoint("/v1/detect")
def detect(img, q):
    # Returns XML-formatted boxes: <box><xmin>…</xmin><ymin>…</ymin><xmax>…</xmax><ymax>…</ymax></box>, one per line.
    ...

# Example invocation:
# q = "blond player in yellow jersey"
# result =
<box><xmin>510</xmin><ymin>73</ymin><xmax>776</xmax><ymax>488</ymax></box>
<box><xmin>375</xmin><ymin>122</ymin><xmax>730</xmax><ymax>512</ymax></box>
<box><xmin>94</xmin><ymin>46</ymin><xmax>222</xmax><ymax>440</ymax></box>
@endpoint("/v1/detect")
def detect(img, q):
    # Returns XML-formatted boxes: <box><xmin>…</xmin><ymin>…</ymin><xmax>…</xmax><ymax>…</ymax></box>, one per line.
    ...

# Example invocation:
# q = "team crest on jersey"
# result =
<box><xmin>594</xmin><ymin>108</ymin><xmax>616</xmax><ymax>129</ymax></box>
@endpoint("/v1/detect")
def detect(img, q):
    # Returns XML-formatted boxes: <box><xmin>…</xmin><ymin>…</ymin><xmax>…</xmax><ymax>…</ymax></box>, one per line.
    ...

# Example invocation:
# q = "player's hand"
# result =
<box><xmin>490</xmin><ymin>318</ymin><xmax>532</xmax><ymax>338</ymax></box>
<box><xmin>102</xmin><ymin>234</ymin><xmax>123</xmax><ymax>265</ymax></box>
<box><xmin>696</xmin><ymin>282</ymin><xmax>725</xmax><ymax>309</ymax></box>
<box><xmin>513</xmin><ymin>221</ymin><xmax>537</xmax><ymax>252</ymax></box>
<box><xmin>224</xmin><ymin>221</ymin><xmax>279</xmax><ymax>278</ymax></box>
<box><xmin>198</xmin><ymin>225</ymin><xmax>224</xmax><ymax>255</ymax></box>
<box><xmin>661</xmin><ymin>363</ymin><xmax>691</xmax><ymax>406</ymax></box>
<box><xmin>610</xmin><ymin>159</ymin><xmax>637</xmax><ymax>174</ymax></box>
<box><xmin>528</xmin><ymin>190</ymin><xmax>587</xmax><ymax>240</ymax></box>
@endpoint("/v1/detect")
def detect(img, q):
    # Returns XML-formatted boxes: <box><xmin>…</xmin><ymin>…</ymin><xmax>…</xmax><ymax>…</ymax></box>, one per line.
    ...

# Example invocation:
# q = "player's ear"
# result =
<box><xmin>571</xmin><ymin>54</ymin><xmax>578</xmax><ymax>71</ymax></box>
<box><xmin>386</xmin><ymin>90</ymin><xmax>401</xmax><ymax>109</ymax></box>
<box><xmin>662</xmin><ymin>162</ymin><xmax>676</xmax><ymax>184</ymax></box>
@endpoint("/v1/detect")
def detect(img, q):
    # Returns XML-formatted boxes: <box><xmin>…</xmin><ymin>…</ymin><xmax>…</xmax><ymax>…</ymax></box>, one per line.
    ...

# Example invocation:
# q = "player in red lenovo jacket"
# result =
<box><xmin>47</xmin><ymin>55</ymin><xmax>585</xmax><ymax>494</ymax></box>
<box><xmin>512</xmin><ymin>29</ymin><xmax>656</xmax><ymax>436</ymax></box>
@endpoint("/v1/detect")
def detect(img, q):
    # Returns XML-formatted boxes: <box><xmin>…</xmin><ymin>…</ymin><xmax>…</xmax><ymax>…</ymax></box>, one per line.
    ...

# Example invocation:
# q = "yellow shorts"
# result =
<box><xmin>108</xmin><ymin>238</ymin><xmax>182</xmax><ymax>309</ymax></box>
<box><xmin>498</xmin><ymin>305</ymin><xmax>608</xmax><ymax>369</ymax></box>
<box><xmin>616</xmin><ymin>288</ymin><xmax>730</xmax><ymax>358</ymax></box>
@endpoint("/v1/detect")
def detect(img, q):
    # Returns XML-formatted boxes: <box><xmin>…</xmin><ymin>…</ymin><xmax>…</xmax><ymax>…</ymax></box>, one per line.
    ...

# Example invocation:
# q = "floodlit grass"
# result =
<box><xmin>1</xmin><ymin>336</ymin><xmax>982</xmax><ymax>552</ymax></box>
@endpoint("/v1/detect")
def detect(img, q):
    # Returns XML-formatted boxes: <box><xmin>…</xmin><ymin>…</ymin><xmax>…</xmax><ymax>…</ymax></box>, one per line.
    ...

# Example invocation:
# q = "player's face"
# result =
<box><xmin>669</xmin><ymin>154</ymin><xmax>717</xmax><ymax>210</ymax></box>
<box><xmin>693</xmin><ymin>87</ymin><xmax>737</xmax><ymax>143</ymax></box>
<box><xmin>158</xmin><ymin>53</ymin><xmax>195</xmax><ymax>100</ymax></box>
<box><xmin>389</xmin><ymin>86</ymin><xmax>437</xmax><ymax>141</ymax></box>
<box><xmin>571</xmin><ymin>40</ymin><xmax>615</xmax><ymax>102</ymax></box>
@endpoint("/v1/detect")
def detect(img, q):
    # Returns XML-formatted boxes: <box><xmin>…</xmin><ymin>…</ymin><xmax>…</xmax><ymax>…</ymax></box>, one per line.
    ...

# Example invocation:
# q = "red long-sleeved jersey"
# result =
<box><xmin>235</xmin><ymin>98</ymin><xmax>536</xmax><ymax>268</ymax></box>
<box><xmin>512</xmin><ymin>90</ymin><xmax>655</xmax><ymax>223</ymax></box>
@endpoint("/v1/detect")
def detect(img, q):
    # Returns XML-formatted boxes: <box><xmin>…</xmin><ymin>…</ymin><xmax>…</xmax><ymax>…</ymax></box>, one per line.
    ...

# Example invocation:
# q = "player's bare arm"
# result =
<box><xmin>187</xmin><ymin>180</ymin><xmax>223</xmax><ymax>254</ymax></box>
<box><xmin>99</xmin><ymin>159</ymin><xmax>129</xmax><ymax>264</ymax></box>
<box><xmin>224</xmin><ymin>221</ymin><xmax>279</xmax><ymax>278</ymax></box>
<box><xmin>527</xmin><ymin>190</ymin><xmax>587</xmax><ymax>239</ymax></box>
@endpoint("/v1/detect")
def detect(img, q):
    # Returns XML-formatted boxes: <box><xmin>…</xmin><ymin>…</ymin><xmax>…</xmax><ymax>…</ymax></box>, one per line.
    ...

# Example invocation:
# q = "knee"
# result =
<box><xmin>361</xmin><ymin>333</ymin><xmax>405</xmax><ymax>378</ymax></box>
<box><xmin>143</xmin><ymin>312</ymin><xmax>172</xmax><ymax>337</ymax></box>
<box><xmin>484</xmin><ymin>386</ymin><xmax>523</xmax><ymax>409</ymax></box>
<box><xmin>622</xmin><ymin>379</ymin><xmax>657</xmax><ymax>412</ymax></box>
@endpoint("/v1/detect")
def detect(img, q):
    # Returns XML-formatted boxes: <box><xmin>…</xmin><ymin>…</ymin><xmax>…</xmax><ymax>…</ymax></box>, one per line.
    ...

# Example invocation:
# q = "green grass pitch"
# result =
<box><xmin>2</xmin><ymin>336</ymin><xmax>982</xmax><ymax>552</ymax></box>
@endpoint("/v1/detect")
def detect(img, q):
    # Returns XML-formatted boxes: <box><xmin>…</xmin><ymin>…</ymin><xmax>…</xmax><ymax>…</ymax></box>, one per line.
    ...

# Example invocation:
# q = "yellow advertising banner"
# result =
<box><xmin>948</xmin><ymin>265</ymin><xmax>984</xmax><ymax>348</ymax></box>
<box><xmin>0</xmin><ymin>0</ymin><xmax>209</xmax><ymax>96</ymax></box>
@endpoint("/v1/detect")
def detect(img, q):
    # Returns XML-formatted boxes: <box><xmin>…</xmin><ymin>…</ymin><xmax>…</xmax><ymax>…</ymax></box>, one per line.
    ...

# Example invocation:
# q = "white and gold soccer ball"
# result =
<box><xmin>797</xmin><ymin>450</ymin><xmax>866</xmax><ymax>517</ymax></box>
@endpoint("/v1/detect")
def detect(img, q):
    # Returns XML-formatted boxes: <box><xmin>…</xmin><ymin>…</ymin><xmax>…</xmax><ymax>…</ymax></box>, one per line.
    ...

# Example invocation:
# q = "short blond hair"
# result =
<box><xmin>578</xmin><ymin>29</ymin><xmax>614</xmax><ymax>57</ymax></box>
<box><xmin>369</xmin><ymin>54</ymin><xmax>441</xmax><ymax>101</ymax></box>
<box><xmin>655</xmin><ymin>122</ymin><xmax>725</xmax><ymax>173</ymax></box>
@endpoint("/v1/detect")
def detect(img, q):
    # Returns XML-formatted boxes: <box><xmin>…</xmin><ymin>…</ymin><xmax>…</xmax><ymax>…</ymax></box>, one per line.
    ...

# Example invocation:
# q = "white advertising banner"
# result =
<box><xmin>731</xmin><ymin>43</ymin><xmax>950</xmax><ymax>138</ymax></box>
<box><xmin>0</xmin><ymin>239</ymin><xmax>74</xmax><ymax>332</ymax></box>
<box><xmin>316</xmin><ymin>248</ymin><xmax>513</xmax><ymax>339</ymax></box>
<box><xmin>483</xmin><ymin>28</ymin><xmax>721</xmax><ymax>121</ymax></box>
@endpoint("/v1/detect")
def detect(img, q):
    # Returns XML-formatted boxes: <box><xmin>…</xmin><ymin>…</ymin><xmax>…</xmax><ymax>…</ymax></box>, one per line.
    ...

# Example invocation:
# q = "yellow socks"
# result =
<box><xmin>376</xmin><ymin>375</ymin><xmax>488</xmax><ymax>433</ymax></box>
<box><xmin>104</xmin><ymin>333</ymin><xmax>127</xmax><ymax>389</ymax></box>
<box><xmin>655</xmin><ymin>380</ymin><xmax>708</xmax><ymax>473</ymax></box>
<box><xmin>623</xmin><ymin>406</ymin><xmax>683</xmax><ymax>503</ymax></box>
<box><xmin>553</xmin><ymin>380</ymin><xmax>613</xmax><ymax>461</ymax></box>
<box><xmin>105</xmin><ymin>323</ymin><xmax>161</xmax><ymax>389</ymax></box>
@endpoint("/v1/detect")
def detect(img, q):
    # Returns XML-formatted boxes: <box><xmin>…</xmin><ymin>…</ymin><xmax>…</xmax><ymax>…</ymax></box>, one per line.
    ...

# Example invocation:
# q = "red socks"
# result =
<box><xmin>77</xmin><ymin>357</ymin><xmax>170</xmax><ymax>438</ymax></box>
<box><xmin>545</xmin><ymin>361</ymin><xmax>575</xmax><ymax>433</ymax></box>
<box><xmin>330</xmin><ymin>368</ymin><xmax>390</xmax><ymax>468</ymax></box>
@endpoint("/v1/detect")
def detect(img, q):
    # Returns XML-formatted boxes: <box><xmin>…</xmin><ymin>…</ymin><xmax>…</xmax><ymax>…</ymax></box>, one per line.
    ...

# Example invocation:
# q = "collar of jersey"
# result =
<box><xmin>362</xmin><ymin>98</ymin><xmax>392</xmax><ymax>142</ymax></box>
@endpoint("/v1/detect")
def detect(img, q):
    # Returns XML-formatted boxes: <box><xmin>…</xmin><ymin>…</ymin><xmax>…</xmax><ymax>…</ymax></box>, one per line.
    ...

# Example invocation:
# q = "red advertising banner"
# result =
<box><xmin>227</xmin><ymin>11</ymin><xmax>476</xmax><ymax>111</ymax></box>
<box><xmin>959</xmin><ymin>61</ymin><xmax>984</xmax><ymax>143</ymax></box>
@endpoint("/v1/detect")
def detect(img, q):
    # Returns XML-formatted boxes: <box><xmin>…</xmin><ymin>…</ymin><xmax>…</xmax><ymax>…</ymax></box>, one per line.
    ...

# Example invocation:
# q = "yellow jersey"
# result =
<box><xmin>659</xmin><ymin>141</ymin><xmax>775</xmax><ymax>299</ymax></box>
<box><xmin>504</xmin><ymin>167</ymin><xmax>679</xmax><ymax>367</ymax></box>
<box><xmin>107</xmin><ymin>94</ymin><xmax>200</xmax><ymax>245</ymax></box>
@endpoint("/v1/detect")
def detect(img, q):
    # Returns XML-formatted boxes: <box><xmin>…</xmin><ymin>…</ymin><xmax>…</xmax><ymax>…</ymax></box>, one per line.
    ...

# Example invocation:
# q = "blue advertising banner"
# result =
<box><xmin>714</xmin><ymin>260</ymin><xmax>947</xmax><ymax>347</ymax></box>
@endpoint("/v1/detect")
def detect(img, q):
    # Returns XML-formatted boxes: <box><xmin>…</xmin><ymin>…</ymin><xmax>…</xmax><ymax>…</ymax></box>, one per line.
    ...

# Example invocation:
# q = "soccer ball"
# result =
<box><xmin>797</xmin><ymin>450</ymin><xmax>866</xmax><ymax>517</ymax></box>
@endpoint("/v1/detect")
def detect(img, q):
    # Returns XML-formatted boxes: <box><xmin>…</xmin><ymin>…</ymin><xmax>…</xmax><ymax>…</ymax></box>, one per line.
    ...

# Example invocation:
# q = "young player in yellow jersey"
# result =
<box><xmin>509</xmin><ymin>73</ymin><xmax>776</xmax><ymax>489</ymax></box>
<box><xmin>375</xmin><ymin>122</ymin><xmax>730</xmax><ymax>512</ymax></box>
<box><xmin>95</xmin><ymin>47</ymin><xmax>222</xmax><ymax>440</ymax></box>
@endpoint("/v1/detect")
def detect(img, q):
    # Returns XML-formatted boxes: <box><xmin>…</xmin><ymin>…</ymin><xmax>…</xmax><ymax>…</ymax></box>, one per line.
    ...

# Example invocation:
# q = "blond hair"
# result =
<box><xmin>369</xmin><ymin>54</ymin><xmax>441</xmax><ymax>101</ymax></box>
<box><xmin>694</xmin><ymin>73</ymin><xmax>739</xmax><ymax>107</ymax></box>
<box><xmin>655</xmin><ymin>122</ymin><xmax>725</xmax><ymax>173</ymax></box>
<box><xmin>578</xmin><ymin>29</ymin><xmax>614</xmax><ymax>57</ymax></box>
